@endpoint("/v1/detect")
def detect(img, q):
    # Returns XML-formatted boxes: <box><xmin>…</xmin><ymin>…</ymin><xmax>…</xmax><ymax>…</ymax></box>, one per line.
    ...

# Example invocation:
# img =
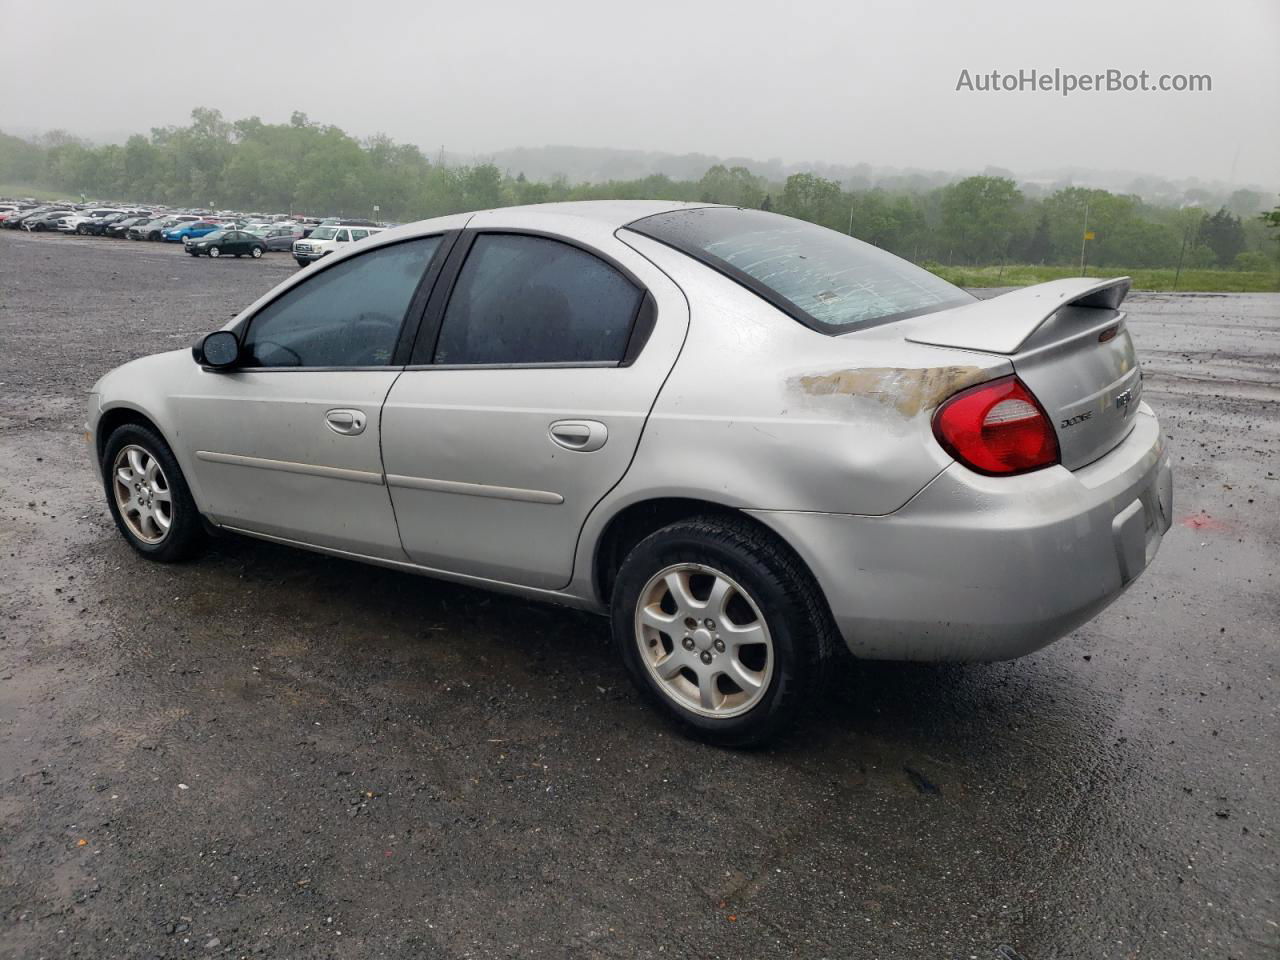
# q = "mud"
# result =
<box><xmin>1</xmin><ymin>231</ymin><xmax>1277</xmax><ymax>959</ymax></box>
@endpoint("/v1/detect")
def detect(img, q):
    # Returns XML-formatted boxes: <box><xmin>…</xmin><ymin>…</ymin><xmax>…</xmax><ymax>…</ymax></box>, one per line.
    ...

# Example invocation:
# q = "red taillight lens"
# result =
<box><xmin>932</xmin><ymin>375</ymin><xmax>1059</xmax><ymax>476</ymax></box>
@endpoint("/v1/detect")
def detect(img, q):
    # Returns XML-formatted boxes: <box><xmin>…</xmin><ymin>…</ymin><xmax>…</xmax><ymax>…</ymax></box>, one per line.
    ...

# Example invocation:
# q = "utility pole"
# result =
<box><xmin>847</xmin><ymin>205</ymin><xmax>854</xmax><ymax>236</ymax></box>
<box><xmin>1079</xmin><ymin>200</ymin><xmax>1090</xmax><ymax>276</ymax></box>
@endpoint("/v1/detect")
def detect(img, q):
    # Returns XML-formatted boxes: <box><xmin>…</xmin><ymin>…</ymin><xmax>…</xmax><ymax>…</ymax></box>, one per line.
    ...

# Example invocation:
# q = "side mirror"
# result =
<box><xmin>192</xmin><ymin>330</ymin><xmax>241</xmax><ymax>369</ymax></box>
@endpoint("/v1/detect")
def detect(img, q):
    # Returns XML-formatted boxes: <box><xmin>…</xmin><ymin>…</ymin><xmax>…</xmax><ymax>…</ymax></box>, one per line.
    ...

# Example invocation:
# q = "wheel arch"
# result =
<box><xmin>95</xmin><ymin>404</ymin><xmax>172</xmax><ymax>465</ymax></box>
<box><xmin>591</xmin><ymin>496</ymin><xmax>826</xmax><ymax>610</ymax></box>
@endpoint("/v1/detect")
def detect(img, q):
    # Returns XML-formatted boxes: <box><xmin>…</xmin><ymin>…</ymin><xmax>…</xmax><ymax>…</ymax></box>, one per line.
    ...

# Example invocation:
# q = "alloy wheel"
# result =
<box><xmin>634</xmin><ymin>563</ymin><xmax>774</xmax><ymax>718</ymax></box>
<box><xmin>112</xmin><ymin>444</ymin><xmax>173</xmax><ymax>544</ymax></box>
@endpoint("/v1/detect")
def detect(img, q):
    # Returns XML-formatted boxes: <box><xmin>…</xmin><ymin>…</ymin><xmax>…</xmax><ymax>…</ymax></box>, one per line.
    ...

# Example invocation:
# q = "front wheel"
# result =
<box><xmin>102</xmin><ymin>423</ymin><xmax>206</xmax><ymax>562</ymax></box>
<box><xmin>76</xmin><ymin>224</ymin><xmax>88</xmax><ymax>235</ymax></box>
<box><xmin>208</xmin><ymin>246</ymin><xmax>221</xmax><ymax>258</ymax></box>
<box><xmin>610</xmin><ymin>516</ymin><xmax>834</xmax><ymax>747</ymax></box>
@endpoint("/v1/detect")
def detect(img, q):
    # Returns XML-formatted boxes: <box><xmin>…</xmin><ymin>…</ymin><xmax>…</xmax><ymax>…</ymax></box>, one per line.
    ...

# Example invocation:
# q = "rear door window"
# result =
<box><xmin>427</xmin><ymin>233</ymin><xmax>642</xmax><ymax>365</ymax></box>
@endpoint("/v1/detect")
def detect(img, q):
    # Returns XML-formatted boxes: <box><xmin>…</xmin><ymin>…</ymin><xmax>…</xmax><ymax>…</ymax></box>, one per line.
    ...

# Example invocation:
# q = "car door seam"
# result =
<box><xmin>377</xmin><ymin>367</ymin><xmax>414</xmax><ymax>560</ymax></box>
<box><xmin>565</xmin><ymin>232</ymin><xmax>696</xmax><ymax>595</ymax></box>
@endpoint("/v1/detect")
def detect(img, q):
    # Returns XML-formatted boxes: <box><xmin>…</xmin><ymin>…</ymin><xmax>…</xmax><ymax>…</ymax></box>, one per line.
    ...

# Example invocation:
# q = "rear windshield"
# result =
<box><xmin>628</xmin><ymin>207</ymin><xmax>973</xmax><ymax>334</ymax></box>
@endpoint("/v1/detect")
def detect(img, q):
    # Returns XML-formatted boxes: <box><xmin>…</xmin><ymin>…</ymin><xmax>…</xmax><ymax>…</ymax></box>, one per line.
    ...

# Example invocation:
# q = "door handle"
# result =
<box><xmin>325</xmin><ymin>408</ymin><xmax>367</xmax><ymax>436</ymax></box>
<box><xmin>549</xmin><ymin>419</ymin><xmax>607</xmax><ymax>452</ymax></box>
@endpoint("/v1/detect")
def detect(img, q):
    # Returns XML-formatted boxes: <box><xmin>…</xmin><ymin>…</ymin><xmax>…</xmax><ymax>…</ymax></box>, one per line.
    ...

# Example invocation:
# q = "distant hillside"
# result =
<box><xmin>446</xmin><ymin>144</ymin><xmax>1275</xmax><ymax>208</ymax></box>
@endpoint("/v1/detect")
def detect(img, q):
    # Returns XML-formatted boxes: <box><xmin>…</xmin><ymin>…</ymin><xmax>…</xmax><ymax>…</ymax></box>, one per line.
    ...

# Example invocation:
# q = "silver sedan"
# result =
<box><xmin>87</xmin><ymin>201</ymin><xmax>1173</xmax><ymax>745</ymax></box>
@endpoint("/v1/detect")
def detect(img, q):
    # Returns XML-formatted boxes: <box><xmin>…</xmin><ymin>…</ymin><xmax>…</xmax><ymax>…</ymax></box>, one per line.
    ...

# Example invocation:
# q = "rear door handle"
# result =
<box><xmin>549</xmin><ymin>419</ymin><xmax>607</xmax><ymax>452</ymax></box>
<box><xmin>325</xmin><ymin>408</ymin><xmax>367</xmax><ymax>436</ymax></box>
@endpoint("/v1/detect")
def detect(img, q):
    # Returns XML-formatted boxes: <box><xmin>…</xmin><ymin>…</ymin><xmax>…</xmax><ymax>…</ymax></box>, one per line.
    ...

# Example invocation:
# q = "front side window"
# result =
<box><xmin>242</xmin><ymin>236</ymin><xmax>441</xmax><ymax>368</ymax></box>
<box><xmin>430</xmin><ymin>234</ymin><xmax>642</xmax><ymax>365</ymax></box>
<box><xmin>628</xmin><ymin>207</ymin><xmax>973</xmax><ymax>333</ymax></box>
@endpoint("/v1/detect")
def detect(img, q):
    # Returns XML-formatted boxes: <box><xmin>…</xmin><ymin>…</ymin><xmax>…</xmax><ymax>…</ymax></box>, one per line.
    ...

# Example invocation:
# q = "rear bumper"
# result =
<box><xmin>750</xmin><ymin>404</ymin><xmax>1172</xmax><ymax>662</ymax></box>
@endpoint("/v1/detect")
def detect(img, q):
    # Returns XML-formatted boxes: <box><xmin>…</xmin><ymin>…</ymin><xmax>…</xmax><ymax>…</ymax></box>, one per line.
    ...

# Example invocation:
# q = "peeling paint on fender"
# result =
<box><xmin>791</xmin><ymin>365</ymin><xmax>987</xmax><ymax>417</ymax></box>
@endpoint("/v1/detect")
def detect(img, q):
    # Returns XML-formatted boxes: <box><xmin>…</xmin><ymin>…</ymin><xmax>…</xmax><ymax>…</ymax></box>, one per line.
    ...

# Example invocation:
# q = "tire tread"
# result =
<box><xmin>611</xmin><ymin>514</ymin><xmax>837</xmax><ymax>747</ymax></box>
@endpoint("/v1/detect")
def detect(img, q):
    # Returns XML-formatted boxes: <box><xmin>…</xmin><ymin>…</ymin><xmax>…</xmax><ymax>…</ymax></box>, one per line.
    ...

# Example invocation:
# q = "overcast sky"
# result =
<box><xmin>2</xmin><ymin>0</ymin><xmax>1277</xmax><ymax>186</ymax></box>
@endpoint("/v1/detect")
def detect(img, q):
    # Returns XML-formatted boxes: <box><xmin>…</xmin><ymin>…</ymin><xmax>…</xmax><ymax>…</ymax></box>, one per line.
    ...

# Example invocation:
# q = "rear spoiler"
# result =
<box><xmin>904</xmin><ymin>276</ymin><xmax>1132</xmax><ymax>355</ymax></box>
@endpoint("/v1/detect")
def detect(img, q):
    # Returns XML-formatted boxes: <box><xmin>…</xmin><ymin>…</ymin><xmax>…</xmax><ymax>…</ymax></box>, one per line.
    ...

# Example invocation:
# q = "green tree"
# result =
<box><xmin>779</xmin><ymin>173</ymin><xmax>842</xmax><ymax>228</ymax></box>
<box><xmin>1200</xmin><ymin>207</ymin><xmax>1246</xmax><ymax>266</ymax></box>
<box><xmin>939</xmin><ymin>176</ymin><xmax>1023</xmax><ymax>263</ymax></box>
<box><xmin>1024</xmin><ymin>212</ymin><xmax>1052</xmax><ymax>263</ymax></box>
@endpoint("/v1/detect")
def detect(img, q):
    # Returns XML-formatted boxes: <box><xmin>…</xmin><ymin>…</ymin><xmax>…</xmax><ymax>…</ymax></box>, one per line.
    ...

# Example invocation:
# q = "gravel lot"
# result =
<box><xmin>1</xmin><ymin>229</ymin><xmax>1277</xmax><ymax>959</ymax></box>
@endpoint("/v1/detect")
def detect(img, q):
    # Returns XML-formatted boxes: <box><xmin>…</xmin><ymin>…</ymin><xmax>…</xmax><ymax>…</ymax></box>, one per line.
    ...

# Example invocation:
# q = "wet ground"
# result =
<box><xmin>0</xmin><ymin>230</ymin><xmax>1276</xmax><ymax>959</ymax></box>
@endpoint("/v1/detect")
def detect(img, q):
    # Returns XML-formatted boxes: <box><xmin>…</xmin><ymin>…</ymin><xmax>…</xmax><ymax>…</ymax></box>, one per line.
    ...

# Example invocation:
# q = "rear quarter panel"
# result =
<box><xmin>597</xmin><ymin>232</ymin><xmax>1011</xmax><ymax>518</ymax></box>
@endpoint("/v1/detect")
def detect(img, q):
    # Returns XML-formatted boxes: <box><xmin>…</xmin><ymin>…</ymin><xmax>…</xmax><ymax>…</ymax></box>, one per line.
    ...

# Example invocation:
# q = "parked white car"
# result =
<box><xmin>292</xmin><ymin>224</ymin><xmax>384</xmax><ymax>266</ymax></box>
<box><xmin>59</xmin><ymin>208</ymin><xmax>128</xmax><ymax>234</ymax></box>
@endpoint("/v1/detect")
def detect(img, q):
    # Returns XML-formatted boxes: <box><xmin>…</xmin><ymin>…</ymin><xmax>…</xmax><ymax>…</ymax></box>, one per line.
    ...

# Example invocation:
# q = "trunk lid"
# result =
<box><xmin>897</xmin><ymin>277</ymin><xmax>1142</xmax><ymax>470</ymax></box>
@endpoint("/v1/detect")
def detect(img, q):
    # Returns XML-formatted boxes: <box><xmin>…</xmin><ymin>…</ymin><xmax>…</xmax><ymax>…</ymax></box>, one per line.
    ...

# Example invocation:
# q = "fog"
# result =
<box><xmin>2</xmin><ymin>0</ymin><xmax>1277</xmax><ymax>187</ymax></box>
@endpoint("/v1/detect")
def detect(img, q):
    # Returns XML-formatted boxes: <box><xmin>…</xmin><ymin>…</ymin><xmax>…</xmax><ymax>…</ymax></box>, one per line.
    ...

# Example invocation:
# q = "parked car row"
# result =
<box><xmin>0</xmin><ymin>198</ymin><xmax>387</xmax><ymax>266</ymax></box>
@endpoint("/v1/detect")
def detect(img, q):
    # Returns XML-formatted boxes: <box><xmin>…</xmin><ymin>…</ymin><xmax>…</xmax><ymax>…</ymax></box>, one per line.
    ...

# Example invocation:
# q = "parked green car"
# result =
<box><xmin>184</xmin><ymin>229</ymin><xmax>267</xmax><ymax>259</ymax></box>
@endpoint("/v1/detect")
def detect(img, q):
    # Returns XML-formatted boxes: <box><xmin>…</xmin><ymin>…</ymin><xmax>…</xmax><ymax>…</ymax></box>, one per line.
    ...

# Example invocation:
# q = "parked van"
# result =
<box><xmin>292</xmin><ymin>223</ymin><xmax>384</xmax><ymax>266</ymax></box>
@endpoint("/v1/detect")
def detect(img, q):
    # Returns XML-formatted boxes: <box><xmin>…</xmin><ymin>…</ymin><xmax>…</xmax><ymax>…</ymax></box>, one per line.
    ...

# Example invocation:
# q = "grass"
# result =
<box><xmin>0</xmin><ymin>182</ymin><xmax>65</xmax><ymax>202</ymax></box>
<box><xmin>931</xmin><ymin>263</ymin><xmax>1280</xmax><ymax>293</ymax></box>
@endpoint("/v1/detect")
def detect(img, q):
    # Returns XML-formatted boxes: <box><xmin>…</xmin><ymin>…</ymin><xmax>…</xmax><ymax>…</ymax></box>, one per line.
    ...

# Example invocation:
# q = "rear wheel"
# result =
<box><xmin>251</xmin><ymin>245</ymin><xmax>264</xmax><ymax>258</ymax></box>
<box><xmin>102</xmin><ymin>423</ymin><xmax>206</xmax><ymax>562</ymax></box>
<box><xmin>610</xmin><ymin>516</ymin><xmax>834</xmax><ymax>747</ymax></box>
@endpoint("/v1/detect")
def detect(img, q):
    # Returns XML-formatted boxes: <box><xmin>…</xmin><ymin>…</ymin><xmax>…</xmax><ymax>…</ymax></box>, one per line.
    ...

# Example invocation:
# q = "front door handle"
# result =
<box><xmin>325</xmin><ymin>408</ymin><xmax>367</xmax><ymax>436</ymax></box>
<box><xmin>549</xmin><ymin>419</ymin><xmax>607</xmax><ymax>452</ymax></box>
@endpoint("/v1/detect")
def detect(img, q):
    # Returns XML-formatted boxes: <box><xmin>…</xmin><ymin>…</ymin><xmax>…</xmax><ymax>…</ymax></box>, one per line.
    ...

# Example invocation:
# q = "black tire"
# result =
<box><xmin>609</xmin><ymin>515</ymin><xmax>835</xmax><ymax>747</ymax></box>
<box><xmin>101</xmin><ymin>423</ymin><xmax>206</xmax><ymax>563</ymax></box>
<box><xmin>208</xmin><ymin>246</ymin><xmax>221</xmax><ymax>258</ymax></box>
<box><xmin>148</xmin><ymin>231</ymin><xmax>161</xmax><ymax>241</ymax></box>
<box><xmin>251</xmin><ymin>245</ymin><xmax>263</xmax><ymax>258</ymax></box>
<box><xmin>76</xmin><ymin>224</ymin><xmax>88</xmax><ymax>235</ymax></box>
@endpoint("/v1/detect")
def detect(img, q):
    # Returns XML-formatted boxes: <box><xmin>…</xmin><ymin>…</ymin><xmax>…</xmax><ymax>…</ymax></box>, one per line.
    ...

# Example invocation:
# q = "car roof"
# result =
<box><xmin>364</xmin><ymin>200</ymin><xmax>720</xmax><ymax>252</ymax></box>
<box><xmin>482</xmin><ymin>199</ymin><xmax>716</xmax><ymax>228</ymax></box>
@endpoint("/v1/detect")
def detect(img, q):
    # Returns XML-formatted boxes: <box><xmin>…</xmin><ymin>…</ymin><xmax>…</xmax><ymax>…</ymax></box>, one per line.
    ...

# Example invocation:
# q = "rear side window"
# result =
<box><xmin>242</xmin><ymin>237</ymin><xmax>440</xmax><ymax>367</ymax></box>
<box><xmin>628</xmin><ymin>207</ymin><xmax>973</xmax><ymax>333</ymax></box>
<box><xmin>430</xmin><ymin>234</ymin><xmax>642</xmax><ymax>365</ymax></box>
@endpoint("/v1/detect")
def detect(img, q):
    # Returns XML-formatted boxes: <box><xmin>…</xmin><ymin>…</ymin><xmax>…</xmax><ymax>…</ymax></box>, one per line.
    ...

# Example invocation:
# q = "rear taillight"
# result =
<box><xmin>932</xmin><ymin>375</ymin><xmax>1059</xmax><ymax>476</ymax></box>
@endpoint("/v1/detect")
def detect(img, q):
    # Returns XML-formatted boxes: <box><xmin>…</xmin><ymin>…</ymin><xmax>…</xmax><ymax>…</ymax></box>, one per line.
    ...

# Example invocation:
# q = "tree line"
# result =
<box><xmin>2</xmin><ymin>108</ymin><xmax>1277</xmax><ymax>271</ymax></box>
